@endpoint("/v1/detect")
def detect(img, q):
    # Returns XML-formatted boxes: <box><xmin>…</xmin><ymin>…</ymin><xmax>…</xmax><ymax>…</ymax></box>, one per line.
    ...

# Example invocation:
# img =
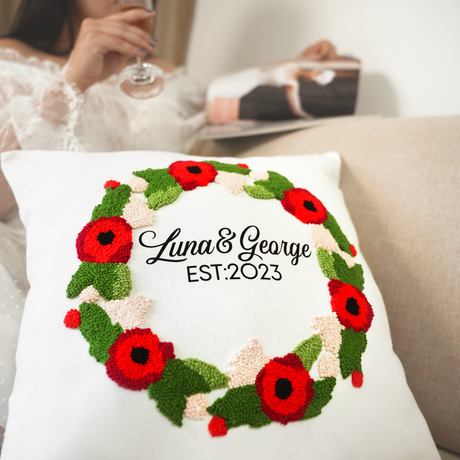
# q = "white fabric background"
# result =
<box><xmin>1</xmin><ymin>150</ymin><xmax>439</xmax><ymax>460</ymax></box>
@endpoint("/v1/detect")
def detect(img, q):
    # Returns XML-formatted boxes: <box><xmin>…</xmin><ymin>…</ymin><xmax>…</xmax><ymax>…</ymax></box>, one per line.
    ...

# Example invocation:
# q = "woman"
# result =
<box><xmin>0</xmin><ymin>0</ymin><xmax>207</xmax><ymax>213</ymax></box>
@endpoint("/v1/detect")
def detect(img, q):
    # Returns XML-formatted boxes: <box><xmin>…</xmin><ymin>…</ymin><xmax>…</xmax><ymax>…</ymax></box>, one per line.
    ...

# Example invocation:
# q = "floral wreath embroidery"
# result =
<box><xmin>65</xmin><ymin>159</ymin><xmax>374</xmax><ymax>436</ymax></box>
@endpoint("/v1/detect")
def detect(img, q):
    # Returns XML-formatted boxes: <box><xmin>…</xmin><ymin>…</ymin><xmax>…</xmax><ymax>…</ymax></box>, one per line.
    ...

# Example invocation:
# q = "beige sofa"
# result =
<box><xmin>193</xmin><ymin>115</ymin><xmax>460</xmax><ymax>459</ymax></box>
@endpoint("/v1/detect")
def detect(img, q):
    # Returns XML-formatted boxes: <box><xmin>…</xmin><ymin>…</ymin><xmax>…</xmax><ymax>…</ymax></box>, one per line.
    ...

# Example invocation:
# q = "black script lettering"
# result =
<box><xmin>217</xmin><ymin>228</ymin><xmax>236</xmax><ymax>254</ymax></box>
<box><xmin>139</xmin><ymin>229</ymin><xmax>187</xmax><ymax>265</ymax></box>
<box><xmin>269</xmin><ymin>240</ymin><xmax>280</xmax><ymax>255</ymax></box>
<box><xmin>169</xmin><ymin>239</ymin><xmax>214</xmax><ymax>259</ymax></box>
<box><xmin>239</xmin><ymin>225</ymin><xmax>263</xmax><ymax>262</ymax></box>
<box><xmin>259</xmin><ymin>240</ymin><xmax>269</xmax><ymax>254</ymax></box>
<box><xmin>169</xmin><ymin>240</ymin><xmax>197</xmax><ymax>258</ymax></box>
<box><xmin>302</xmin><ymin>244</ymin><xmax>311</xmax><ymax>258</ymax></box>
<box><xmin>289</xmin><ymin>242</ymin><xmax>301</xmax><ymax>266</ymax></box>
<box><xmin>198</xmin><ymin>240</ymin><xmax>214</xmax><ymax>255</ymax></box>
<box><xmin>187</xmin><ymin>265</ymin><xmax>199</xmax><ymax>283</ymax></box>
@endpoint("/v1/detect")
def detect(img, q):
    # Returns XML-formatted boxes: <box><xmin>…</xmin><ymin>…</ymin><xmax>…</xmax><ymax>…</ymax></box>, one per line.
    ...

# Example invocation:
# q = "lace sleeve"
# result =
<box><xmin>0</xmin><ymin>49</ymin><xmax>85</xmax><ymax>153</ymax></box>
<box><xmin>8</xmin><ymin>66</ymin><xmax>85</xmax><ymax>152</ymax></box>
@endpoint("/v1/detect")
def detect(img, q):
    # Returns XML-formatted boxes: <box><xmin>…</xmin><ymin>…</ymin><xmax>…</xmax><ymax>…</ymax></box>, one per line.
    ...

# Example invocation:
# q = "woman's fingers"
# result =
<box><xmin>89</xmin><ymin>21</ymin><xmax>157</xmax><ymax>53</ymax></box>
<box><xmin>301</xmin><ymin>40</ymin><xmax>337</xmax><ymax>60</ymax></box>
<box><xmin>95</xmin><ymin>33</ymin><xmax>146</xmax><ymax>58</ymax></box>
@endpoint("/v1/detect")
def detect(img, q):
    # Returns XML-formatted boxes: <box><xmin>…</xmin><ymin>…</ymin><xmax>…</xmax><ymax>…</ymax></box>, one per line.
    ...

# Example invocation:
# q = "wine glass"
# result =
<box><xmin>118</xmin><ymin>0</ymin><xmax>166</xmax><ymax>99</ymax></box>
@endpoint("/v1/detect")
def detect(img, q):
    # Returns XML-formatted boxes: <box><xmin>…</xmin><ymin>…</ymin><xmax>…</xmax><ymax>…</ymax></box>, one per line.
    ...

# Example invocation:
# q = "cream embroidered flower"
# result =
<box><xmin>227</xmin><ymin>338</ymin><xmax>270</xmax><ymax>388</ymax></box>
<box><xmin>215</xmin><ymin>171</ymin><xmax>249</xmax><ymax>195</ymax></box>
<box><xmin>79</xmin><ymin>285</ymin><xmax>100</xmax><ymax>303</ymax></box>
<box><xmin>128</xmin><ymin>176</ymin><xmax>149</xmax><ymax>193</ymax></box>
<box><xmin>318</xmin><ymin>354</ymin><xmax>340</xmax><ymax>378</ymax></box>
<box><xmin>311</xmin><ymin>313</ymin><xmax>344</xmax><ymax>358</ymax></box>
<box><xmin>249</xmin><ymin>170</ymin><xmax>270</xmax><ymax>181</ymax></box>
<box><xmin>102</xmin><ymin>295</ymin><xmax>151</xmax><ymax>330</ymax></box>
<box><xmin>184</xmin><ymin>393</ymin><xmax>208</xmax><ymax>420</ymax></box>
<box><xmin>122</xmin><ymin>197</ymin><xmax>155</xmax><ymax>229</ymax></box>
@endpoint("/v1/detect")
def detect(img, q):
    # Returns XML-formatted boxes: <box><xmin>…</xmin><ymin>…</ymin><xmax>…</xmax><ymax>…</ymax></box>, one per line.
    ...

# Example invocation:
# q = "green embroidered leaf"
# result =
<box><xmin>292</xmin><ymin>334</ymin><xmax>322</xmax><ymax>371</ymax></box>
<box><xmin>182</xmin><ymin>358</ymin><xmax>228</xmax><ymax>390</ymax></box>
<box><xmin>316</xmin><ymin>248</ymin><xmax>364</xmax><ymax>291</ymax></box>
<box><xmin>323</xmin><ymin>212</ymin><xmax>353</xmax><ymax>256</ymax></box>
<box><xmin>148</xmin><ymin>359</ymin><xmax>211</xmax><ymax>427</ymax></box>
<box><xmin>66</xmin><ymin>262</ymin><xmax>132</xmax><ymax>301</ymax></box>
<box><xmin>302</xmin><ymin>377</ymin><xmax>336</xmax><ymax>420</ymax></box>
<box><xmin>146</xmin><ymin>183</ymin><xmax>183</xmax><ymax>210</ymax></box>
<box><xmin>111</xmin><ymin>264</ymin><xmax>133</xmax><ymax>299</ymax></box>
<box><xmin>203</xmin><ymin>160</ymin><xmax>251</xmax><ymax>175</ymax></box>
<box><xmin>243</xmin><ymin>184</ymin><xmax>276</xmax><ymax>200</ymax></box>
<box><xmin>133</xmin><ymin>168</ymin><xmax>179</xmax><ymax>198</ymax></box>
<box><xmin>339</xmin><ymin>329</ymin><xmax>367</xmax><ymax>379</ymax></box>
<box><xmin>79</xmin><ymin>302</ymin><xmax>123</xmax><ymax>364</ymax></box>
<box><xmin>207</xmin><ymin>385</ymin><xmax>272</xmax><ymax>429</ymax></box>
<box><xmin>91</xmin><ymin>185</ymin><xmax>131</xmax><ymax>221</ymax></box>
<box><xmin>254</xmin><ymin>171</ymin><xmax>294</xmax><ymax>200</ymax></box>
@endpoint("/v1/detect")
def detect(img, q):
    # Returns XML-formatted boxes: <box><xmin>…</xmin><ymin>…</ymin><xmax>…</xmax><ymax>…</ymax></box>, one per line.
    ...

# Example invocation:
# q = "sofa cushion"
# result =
<box><xmin>195</xmin><ymin>115</ymin><xmax>460</xmax><ymax>453</ymax></box>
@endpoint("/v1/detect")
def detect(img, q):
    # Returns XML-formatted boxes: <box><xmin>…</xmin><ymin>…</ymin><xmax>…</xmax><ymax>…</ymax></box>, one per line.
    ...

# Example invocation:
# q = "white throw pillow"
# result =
<box><xmin>1</xmin><ymin>150</ymin><xmax>439</xmax><ymax>460</ymax></box>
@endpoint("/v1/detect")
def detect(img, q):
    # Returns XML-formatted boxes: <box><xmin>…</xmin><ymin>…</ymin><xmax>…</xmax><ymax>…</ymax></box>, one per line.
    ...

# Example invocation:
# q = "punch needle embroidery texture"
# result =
<box><xmin>64</xmin><ymin>160</ymin><xmax>374</xmax><ymax>436</ymax></box>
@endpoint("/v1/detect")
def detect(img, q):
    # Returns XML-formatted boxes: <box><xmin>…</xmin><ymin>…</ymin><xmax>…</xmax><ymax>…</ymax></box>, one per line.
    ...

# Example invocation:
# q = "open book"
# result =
<box><xmin>200</xmin><ymin>56</ymin><xmax>361</xmax><ymax>140</ymax></box>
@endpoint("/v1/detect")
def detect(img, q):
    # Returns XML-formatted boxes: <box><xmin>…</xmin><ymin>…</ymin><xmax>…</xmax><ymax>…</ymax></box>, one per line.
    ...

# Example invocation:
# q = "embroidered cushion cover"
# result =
<box><xmin>1</xmin><ymin>150</ymin><xmax>438</xmax><ymax>460</ymax></box>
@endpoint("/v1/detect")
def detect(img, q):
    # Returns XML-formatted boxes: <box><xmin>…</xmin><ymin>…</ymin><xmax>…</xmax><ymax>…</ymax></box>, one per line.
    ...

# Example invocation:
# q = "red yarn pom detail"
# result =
<box><xmin>208</xmin><ymin>417</ymin><xmax>228</xmax><ymax>437</ymax></box>
<box><xmin>237</xmin><ymin>163</ymin><xmax>249</xmax><ymax>169</ymax></box>
<box><xmin>64</xmin><ymin>309</ymin><xmax>81</xmax><ymax>328</ymax></box>
<box><xmin>350</xmin><ymin>244</ymin><xmax>357</xmax><ymax>257</ymax></box>
<box><xmin>104</xmin><ymin>180</ymin><xmax>121</xmax><ymax>189</ymax></box>
<box><xmin>352</xmin><ymin>370</ymin><xmax>363</xmax><ymax>388</ymax></box>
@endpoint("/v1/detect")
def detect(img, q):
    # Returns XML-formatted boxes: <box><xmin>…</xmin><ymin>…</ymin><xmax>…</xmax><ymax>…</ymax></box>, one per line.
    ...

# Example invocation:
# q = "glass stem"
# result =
<box><xmin>136</xmin><ymin>57</ymin><xmax>143</xmax><ymax>69</ymax></box>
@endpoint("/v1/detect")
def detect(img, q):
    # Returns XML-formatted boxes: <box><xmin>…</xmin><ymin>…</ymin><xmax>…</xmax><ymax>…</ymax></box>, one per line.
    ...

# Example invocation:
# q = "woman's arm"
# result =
<box><xmin>0</xmin><ymin>125</ymin><xmax>20</xmax><ymax>219</ymax></box>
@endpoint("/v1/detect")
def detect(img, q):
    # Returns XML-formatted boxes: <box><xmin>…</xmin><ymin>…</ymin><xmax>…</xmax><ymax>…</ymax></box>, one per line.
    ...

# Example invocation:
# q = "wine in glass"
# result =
<box><xmin>118</xmin><ymin>0</ymin><xmax>165</xmax><ymax>99</ymax></box>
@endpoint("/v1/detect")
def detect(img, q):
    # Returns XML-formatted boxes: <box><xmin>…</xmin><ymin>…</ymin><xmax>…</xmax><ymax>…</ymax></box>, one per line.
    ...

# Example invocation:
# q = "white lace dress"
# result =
<box><xmin>0</xmin><ymin>47</ymin><xmax>206</xmax><ymax>450</ymax></box>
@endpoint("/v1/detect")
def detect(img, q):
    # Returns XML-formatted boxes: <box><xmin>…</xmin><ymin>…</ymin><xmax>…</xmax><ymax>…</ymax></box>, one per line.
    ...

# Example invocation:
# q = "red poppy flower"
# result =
<box><xmin>76</xmin><ymin>216</ymin><xmax>133</xmax><ymax>264</ymax></box>
<box><xmin>106</xmin><ymin>328</ymin><xmax>175</xmax><ymax>391</ymax></box>
<box><xmin>328</xmin><ymin>280</ymin><xmax>374</xmax><ymax>332</ymax></box>
<box><xmin>255</xmin><ymin>353</ymin><xmax>314</xmax><ymax>425</ymax></box>
<box><xmin>208</xmin><ymin>416</ymin><xmax>228</xmax><ymax>437</ymax></box>
<box><xmin>64</xmin><ymin>309</ymin><xmax>81</xmax><ymax>328</ymax></box>
<box><xmin>168</xmin><ymin>161</ymin><xmax>217</xmax><ymax>191</ymax></box>
<box><xmin>281</xmin><ymin>188</ymin><xmax>328</xmax><ymax>224</ymax></box>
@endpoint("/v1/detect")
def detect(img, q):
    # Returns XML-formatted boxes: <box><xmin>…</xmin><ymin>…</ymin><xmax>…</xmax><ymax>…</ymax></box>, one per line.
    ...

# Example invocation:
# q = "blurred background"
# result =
<box><xmin>1</xmin><ymin>0</ymin><xmax>459</xmax><ymax>118</ymax></box>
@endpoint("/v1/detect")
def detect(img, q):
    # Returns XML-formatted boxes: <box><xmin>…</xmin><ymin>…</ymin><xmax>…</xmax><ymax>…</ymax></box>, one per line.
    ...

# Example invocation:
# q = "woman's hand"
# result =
<box><xmin>66</xmin><ymin>9</ymin><xmax>157</xmax><ymax>92</ymax></box>
<box><xmin>301</xmin><ymin>40</ymin><xmax>337</xmax><ymax>61</ymax></box>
